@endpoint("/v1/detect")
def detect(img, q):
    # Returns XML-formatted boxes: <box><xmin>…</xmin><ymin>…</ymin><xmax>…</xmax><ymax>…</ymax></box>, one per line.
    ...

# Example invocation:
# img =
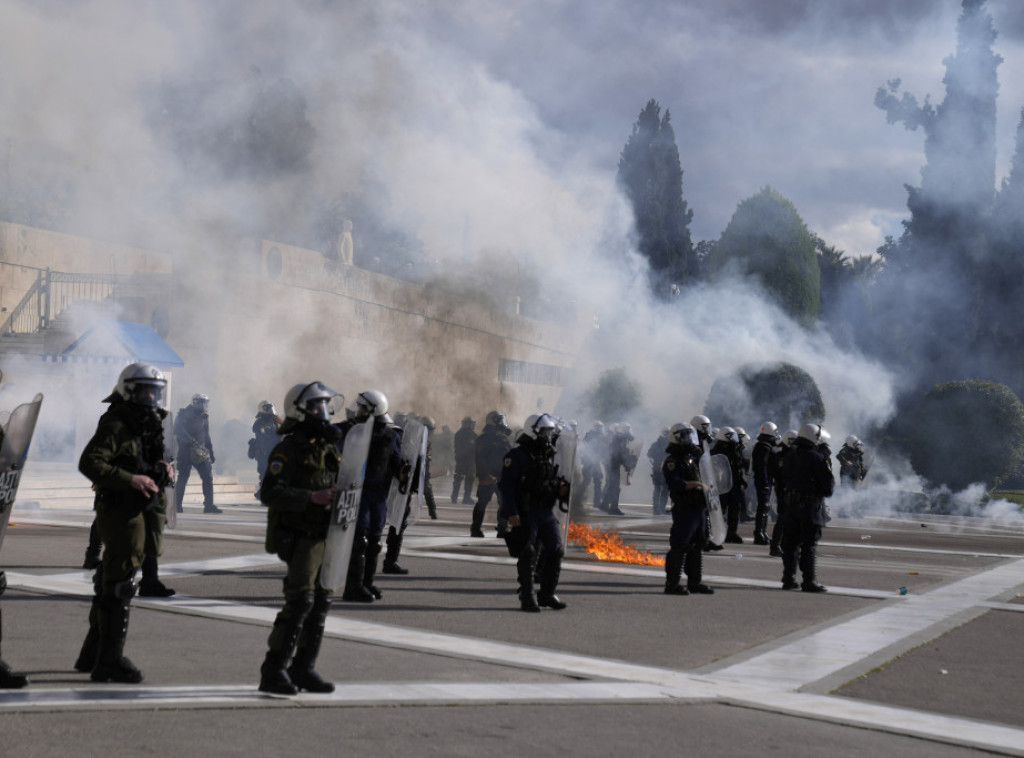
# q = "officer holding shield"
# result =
<box><xmin>662</xmin><ymin>423</ymin><xmax>715</xmax><ymax>595</ymax></box>
<box><xmin>258</xmin><ymin>381</ymin><xmax>342</xmax><ymax>695</ymax></box>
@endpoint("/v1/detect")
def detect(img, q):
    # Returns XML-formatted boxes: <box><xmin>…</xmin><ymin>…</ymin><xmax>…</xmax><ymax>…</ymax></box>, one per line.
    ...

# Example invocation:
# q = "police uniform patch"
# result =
<box><xmin>504</xmin><ymin>458</ymin><xmax>512</xmax><ymax>467</ymax></box>
<box><xmin>665</xmin><ymin>460</ymin><xmax>676</xmax><ymax>470</ymax></box>
<box><xmin>269</xmin><ymin>460</ymin><xmax>285</xmax><ymax>475</ymax></box>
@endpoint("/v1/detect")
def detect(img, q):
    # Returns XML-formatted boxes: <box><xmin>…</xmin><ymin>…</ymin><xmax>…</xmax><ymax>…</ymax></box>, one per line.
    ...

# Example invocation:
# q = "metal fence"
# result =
<box><xmin>0</xmin><ymin>265</ymin><xmax>121</xmax><ymax>336</ymax></box>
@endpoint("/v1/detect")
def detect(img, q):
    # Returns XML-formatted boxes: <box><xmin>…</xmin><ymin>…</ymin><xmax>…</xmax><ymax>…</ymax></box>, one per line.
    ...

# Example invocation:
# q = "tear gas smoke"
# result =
<box><xmin>0</xmin><ymin>1</ymin><xmax>1022</xmax><ymax>523</ymax></box>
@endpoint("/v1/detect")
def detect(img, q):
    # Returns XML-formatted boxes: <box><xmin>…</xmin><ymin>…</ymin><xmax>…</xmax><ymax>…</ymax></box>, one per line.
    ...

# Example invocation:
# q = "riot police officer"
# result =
<box><xmin>711</xmin><ymin>427</ymin><xmax>746</xmax><ymax>543</ymax></box>
<box><xmin>838</xmin><ymin>435</ymin><xmax>867</xmax><ymax>488</ymax></box>
<box><xmin>451</xmin><ymin>416</ymin><xmax>477</xmax><ymax>504</ymax></box>
<box><xmin>174</xmin><ymin>393</ymin><xmax>220</xmax><ymax>514</ymax></box>
<box><xmin>648</xmin><ymin>428</ymin><xmax>670</xmax><ymax>515</ymax></box>
<box><xmin>249</xmin><ymin>400</ymin><xmax>281</xmax><ymax>497</ymax></box>
<box><xmin>337</xmin><ymin>391</ymin><xmax>403</xmax><ymax>603</ymax></box>
<box><xmin>769</xmin><ymin>429</ymin><xmax>798</xmax><ymax>557</ymax></box>
<box><xmin>499</xmin><ymin>414</ymin><xmax>569</xmax><ymax>612</ymax></box>
<box><xmin>383</xmin><ymin>415</ymin><xmax>437</xmax><ymax>575</ymax></box>
<box><xmin>580</xmin><ymin>421</ymin><xmax>607</xmax><ymax>510</ymax></box>
<box><xmin>471</xmin><ymin>411</ymin><xmax>513</xmax><ymax>538</ymax></box>
<box><xmin>780</xmin><ymin>423</ymin><xmax>834</xmax><ymax>592</ymax></box>
<box><xmin>601</xmin><ymin>422</ymin><xmax>638</xmax><ymax>515</ymax></box>
<box><xmin>662</xmin><ymin>423</ymin><xmax>714</xmax><ymax>595</ymax></box>
<box><xmin>751</xmin><ymin>422</ymin><xmax>779</xmax><ymax>545</ymax></box>
<box><xmin>77</xmin><ymin>362</ymin><xmax>173</xmax><ymax>683</ymax></box>
<box><xmin>259</xmin><ymin>381</ymin><xmax>342</xmax><ymax>695</ymax></box>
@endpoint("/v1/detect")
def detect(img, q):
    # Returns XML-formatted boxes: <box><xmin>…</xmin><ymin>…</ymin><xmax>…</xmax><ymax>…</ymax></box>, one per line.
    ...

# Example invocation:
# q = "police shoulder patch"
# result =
<box><xmin>504</xmin><ymin>458</ymin><xmax>512</xmax><ymax>467</ymax></box>
<box><xmin>665</xmin><ymin>460</ymin><xmax>676</xmax><ymax>470</ymax></box>
<box><xmin>268</xmin><ymin>460</ymin><xmax>285</xmax><ymax>475</ymax></box>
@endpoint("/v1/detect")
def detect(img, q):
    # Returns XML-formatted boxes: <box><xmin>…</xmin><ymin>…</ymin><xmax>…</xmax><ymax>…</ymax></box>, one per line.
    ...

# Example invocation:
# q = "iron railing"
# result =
<box><xmin>0</xmin><ymin>265</ymin><xmax>122</xmax><ymax>336</ymax></box>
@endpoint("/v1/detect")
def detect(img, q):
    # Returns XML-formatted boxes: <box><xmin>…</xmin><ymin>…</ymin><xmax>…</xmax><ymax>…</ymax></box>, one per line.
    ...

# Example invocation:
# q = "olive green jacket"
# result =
<box><xmin>261</xmin><ymin>433</ymin><xmax>341</xmax><ymax>551</ymax></box>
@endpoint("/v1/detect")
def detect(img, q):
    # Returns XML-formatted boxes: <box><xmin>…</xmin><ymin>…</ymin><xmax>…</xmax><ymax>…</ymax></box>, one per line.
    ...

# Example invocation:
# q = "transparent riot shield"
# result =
<box><xmin>0</xmin><ymin>394</ymin><xmax>44</xmax><ymax>554</ymax></box>
<box><xmin>625</xmin><ymin>436</ymin><xmax>645</xmax><ymax>475</ymax></box>
<box><xmin>404</xmin><ymin>425</ymin><xmax>429</xmax><ymax>528</ymax></box>
<box><xmin>163</xmin><ymin>411</ymin><xmax>177</xmax><ymax>530</ymax></box>
<box><xmin>386</xmin><ymin>419</ymin><xmax>425</xmax><ymax>530</ymax></box>
<box><xmin>553</xmin><ymin>428</ymin><xmax>580</xmax><ymax>545</ymax></box>
<box><xmin>699</xmin><ymin>452</ymin><xmax>731</xmax><ymax>546</ymax></box>
<box><xmin>319</xmin><ymin>418</ymin><xmax>373</xmax><ymax>592</ymax></box>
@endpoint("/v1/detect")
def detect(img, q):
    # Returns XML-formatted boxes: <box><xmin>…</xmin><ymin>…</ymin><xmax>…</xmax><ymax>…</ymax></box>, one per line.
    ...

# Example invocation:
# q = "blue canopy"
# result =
<box><xmin>57</xmin><ymin>320</ymin><xmax>185</xmax><ymax>367</ymax></box>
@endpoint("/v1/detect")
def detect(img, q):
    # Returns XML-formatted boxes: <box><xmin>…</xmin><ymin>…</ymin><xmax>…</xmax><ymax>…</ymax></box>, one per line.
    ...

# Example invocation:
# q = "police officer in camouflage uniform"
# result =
<box><xmin>499</xmin><ymin>414</ymin><xmax>570</xmax><ymax>613</ymax></box>
<box><xmin>258</xmin><ymin>381</ymin><xmax>342</xmax><ymax>695</ymax></box>
<box><xmin>76</xmin><ymin>363</ymin><xmax>172</xmax><ymax>684</ymax></box>
<box><xmin>174</xmin><ymin>393</ymin><xmax>221</xmax><ymax>514</ymax></box>
<box><xmin>662</xmin><ymin>423</ymin><xmax>715</xmax><ymax>596</ymax></box>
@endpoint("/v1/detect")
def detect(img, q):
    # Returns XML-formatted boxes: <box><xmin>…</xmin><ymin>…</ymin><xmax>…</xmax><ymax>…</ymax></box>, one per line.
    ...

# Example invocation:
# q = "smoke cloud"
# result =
<box><xmin>1</xmin><ymin>1</ymin><xmax>1022</xmax><ymax>520</ymax></box>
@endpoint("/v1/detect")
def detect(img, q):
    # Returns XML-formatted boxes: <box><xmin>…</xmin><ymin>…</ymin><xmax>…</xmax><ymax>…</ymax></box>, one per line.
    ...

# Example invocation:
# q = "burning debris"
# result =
<box><xmin>568</xmin><ymin>522</ymin><xmax>664</xmax><ymax>566</ymax></box>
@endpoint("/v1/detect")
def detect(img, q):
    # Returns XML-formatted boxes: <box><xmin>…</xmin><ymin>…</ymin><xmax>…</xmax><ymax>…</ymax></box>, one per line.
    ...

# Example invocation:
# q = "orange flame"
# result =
<box><xmin>568</xmin><ymin>522</ymin><xmax>665</xmax><ymax>566</ymax></box>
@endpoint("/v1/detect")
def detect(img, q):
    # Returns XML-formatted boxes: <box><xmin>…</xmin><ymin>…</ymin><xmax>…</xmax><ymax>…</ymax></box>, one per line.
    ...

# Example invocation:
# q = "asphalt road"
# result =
<box><xmin>1</xmin><ymin>477</ymin><xmax>1022</xmax><ymax>757</ymax></box>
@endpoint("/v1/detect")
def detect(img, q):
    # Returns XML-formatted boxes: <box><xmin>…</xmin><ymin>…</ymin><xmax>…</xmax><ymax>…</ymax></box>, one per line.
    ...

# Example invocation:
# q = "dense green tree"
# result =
<box><xmin>703</xmin><ymin>362</ymin><xmax>825</xmax><ymax>431</ymax></box>
<box><xmin>585</xmin><ymin>368</ymin><xmax>644</xmax><ymax>422</ymax></box>
<box><xmin>902</xmin><ymin>380</ymin><xmax>1024</xmax><ymax>492</ymax></box>
<box><xmin>616</xmin><ymin>99</ymin><xmax>695</xmax><ymax>296</ymax></box>
<box><xmin>708</xmin><ymin>186</ymin><xmax>820</xmax><ymax>326</ymax></box>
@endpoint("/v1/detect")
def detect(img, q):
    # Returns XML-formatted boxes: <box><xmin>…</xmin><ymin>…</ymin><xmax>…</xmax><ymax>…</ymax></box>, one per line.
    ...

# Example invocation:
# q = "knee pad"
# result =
<box><xmin>285</xmin><ymin>590</ymin><xmax>316</xmax><ymax>616</ymax></box>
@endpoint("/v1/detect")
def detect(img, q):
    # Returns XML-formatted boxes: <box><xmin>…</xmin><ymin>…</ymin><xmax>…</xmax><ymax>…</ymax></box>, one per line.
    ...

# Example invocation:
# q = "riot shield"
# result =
<box><xmin>624</xmin><ymin>436</ymin><xmax>644</xmax><ymax>474</ymax></box>
<box><xmin>553</xmin><ymin>428</ymin><xmax>580</xmax><ymax>545</ymax></box>
<box><xmin>163</xmin><ymin>411</ymin><xmax>177</xmax><ymax>530</ymax></box>
<box><xmin>402</xmin><ymin>423</ymin><xmax>430</xmax><ymax>529</ymax></box>
<box><xmin>385</xmin><ymin>419</ymin><xmax>426</xmax><ymax>530</ymax></box>
<box><xmin>320</xmin><ymin>418</ymin><xmax>373</xmax><ymax>592</ymax></box>
<box><xmin>699</xmin><ymin>452</ymin><xmax>731</xmax><ymax>545</ymax></box>
<box><xmin>0</xmin><ymin>394</ymin><xmax>44</xmax><ymax>553</ymax></box>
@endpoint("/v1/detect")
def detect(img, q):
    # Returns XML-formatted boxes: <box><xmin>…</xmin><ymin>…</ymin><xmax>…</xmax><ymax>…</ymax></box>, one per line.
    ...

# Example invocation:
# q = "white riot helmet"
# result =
<box><xmin>781</xmin><ymin>429</ymin><xmax>798</xmax><ymax>447</ymax></box>
<box><xmin>258</xmin><ymin>400</ymin><xmax>277</xmax><ymax>415</ymax></box>
<box><xmin>735</xmin><ymin>427</ymin><xmax>749</xmax><ymax>441</ymax></box>
<box><xmin>352</xmin><ymin>390</ymin><xmax>389</xmax><ymax>421</ymax></box>
<box><xmin>669</xmin><ymin>422</ymin><xmax>698</xmax><ymax>447</ymax></box>
<box><xmin>844</xmin><ymin>435</ymin><xmax>862</xmax><ymax>449</ymax></box>
<box><xmin>716</xmin><ymin>426</ymin><xmax>736</xmax><ymax>443</ymax></box>
<box><xmin>191</xmin><ymin>393</ymin><xmax>210</xmax><ymax>412</ymax></box>
<box><xmin>112</xmin><ymin>362</ymin><xmax>167</xmax><ymax>409</ymax></box>
<box><xmin>798</xmin><ymin>423</ymin><xmax>828</xmax><ymax>444</ymax></box>
<box><xmin>690</xmin><ymin>415</ymin><xmax>711</xmax><ymax>436</ymax></box>
<box><xmin>523</xmin><ymin>413</ymin><xmax>557</xmax><ymax>442</ymax></box>
<box><xmin>760</xmin><ymin>421</ymin><xmax>778</xmax><ymax>436</ymax></box>
<box><xmin>486</xmin><ymin>410</ymin><xmax>508</xmax><ymax>428</ymax></box>
<box><xmin>284</xmin><ymin>381</ymin><xmax>340</xmax><ymax>425</ymax></box>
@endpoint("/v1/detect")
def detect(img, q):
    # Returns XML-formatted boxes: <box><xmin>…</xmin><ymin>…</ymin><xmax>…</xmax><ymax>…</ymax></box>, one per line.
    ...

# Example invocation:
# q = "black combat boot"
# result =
<box><xmin>91</xmin><ymin>585</ymin><xmax>143</xmax><ymax>684</ymax></box>
<box><xmin>0</xmin><ymin>608</ymin><xmax>28</xmax><ymax>689</ymax></box>
<box><xmin>450</xmin><ymin>479</ymin><xmax>460</xmax><ymax>504</ymax></box>
<box><xmin>342</xmin><ymin>531</ymin><xmax>374</xmax><ymax>603</ymax></box>
<box><xmin>685</xmin><ymin>547</ymin><xmax>714</xmax><ymax>594</ymax></box>
<box><xmin>260</xmin><ymin>592</ymin><xmax>314</xmax><ymax>695</ymax></box>
<box><xmin>799</xmin><ymin>548</ymin><xmax>827</xmax><ymax>593</ymax></box>
<box><xmin>537</xmin><ymin>548</ymin><xmax>567</xmax><ymax>610</ymax></box>
<box><xmin>364</xmin><ymin>537</ymin><xmax>383</xmax><ymax>600</ymax></box>
<box><xmin>382</xmin><ymin>527</ymin><xmax>408</xmax><ymax>575</ymax></box>
<box><xmin>470</xmin><ymin>508</ymin><xmax>485</xmax><ymax>538</ymax></box>
<box><xmin>139</xmin><ymin>554</ymin><xmax>175</xmax><ymax>597</ymax></box>
<box><xmin>74</xmin><ymin>603</ymin><xmax>100</xmax><ymax>673</ymax></box>
<box><xmin>664</xmin><ymin>548</ymin><xmax>688</xmax><ymax>595</ymax></box>
<box><xmin>287</xmin><ymin>593</ymin><xmax>335</xmax><ymax>693</ymax></box>
<box><xmin>517</xmin><ymin>548</ymin><xmax>540</xmax><ymax>613</ymax></box>
<box><xmin>753</xmin><ymin>510</ymin><xmax>770</xmax><ymax>545</ymax></box>
<box><xmin>781</xmin><ymin>549</ymin><xmax>799</xmax><ymax>590</ymax></box>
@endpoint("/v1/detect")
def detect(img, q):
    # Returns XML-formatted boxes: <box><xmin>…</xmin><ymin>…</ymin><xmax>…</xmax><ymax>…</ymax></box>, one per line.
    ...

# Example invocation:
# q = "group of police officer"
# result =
<box><xmin>0</xmin><ymin>361</ymin><xmax>860</xmax><ymax>692</ymax></box>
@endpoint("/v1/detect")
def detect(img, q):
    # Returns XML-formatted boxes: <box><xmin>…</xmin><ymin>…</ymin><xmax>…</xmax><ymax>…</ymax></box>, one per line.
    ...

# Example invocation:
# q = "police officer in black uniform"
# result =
<box><xmin>751</xmin><ymin>422</ymin><xmax>779</xmax><ymax>546</ymax></box>
<box><xmin>258</xmin><ymin>381</ymin><xmax>342</xmax><ymax>695</ymax></box>
<box><xmin>711</xmin><ymin>427</ymin><xmax>746</xmax><ymax>543</ymax></box>
<box><xmin>337</xmin><ymin>391</ymin><xmax>403</xmax><ymax>603</ymax></box>
<box><xmin>837</xmin><ymin>435</ymin><xmax>867</xmax><ymax>489</ymax></box>
<box><xmin>471</xmin><ymin>411</ymin><xmax>513</xmax><ymax>538</ymax></box>
<box><xmin>780</xmin><ymin>423</ymin><xmax>834</xmax><ymax>592</ymax></box>
<box><xmin>499</xmin><ymin>414</ymin><xmax>569</xmax><ymax>612</ymax></box>
<box><xmin>648</xmin><ymin>428</ymin><xmax>670</xmax><ymax>515</ymax></box>
<box><xmin>249</xmin><ymin>400</ymin><xmax>281</xmax><ymax>497</ymax></box>
<box><xmin>77</xmin><ymin>362</ymin><xmax>172</xmax><ymax>683</ymax></box>
<box><xmin>174</xmin><ymin>393</ymin><xmax>221</xmax><ymax>514</ymax></box>
<box><xmin>451</xmin><ymin>416</ymin><xmax>477</xmax><ymax>504</ymax></box>
<box><xmin>662</xmin><ymin>423</ymin><xmax>714</xmax><ymax>595</ymax></box>
<box><xmin>580</xmin><ymin>421</ymin><xmax>607</xmax><ymax>510</ymax></box>
<box><xmin>769</xmin><ymin>429</ymin><xmax>797</xmax><ymax>557</ymax></box>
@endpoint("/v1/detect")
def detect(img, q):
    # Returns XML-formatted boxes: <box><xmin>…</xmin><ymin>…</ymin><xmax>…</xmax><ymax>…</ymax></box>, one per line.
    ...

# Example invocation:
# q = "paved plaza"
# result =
<box><xmin>1</xmin><ymin>466</ymin><xmax>1022</xmax><ymax>756</ymax></box>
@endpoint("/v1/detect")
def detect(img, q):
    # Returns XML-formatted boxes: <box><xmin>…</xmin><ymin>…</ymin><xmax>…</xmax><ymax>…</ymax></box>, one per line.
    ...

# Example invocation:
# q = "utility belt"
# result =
<box><xmin>94</xmin><ymin>486</ymin><xmax>163</xmax><ymax>514</ymax></box>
